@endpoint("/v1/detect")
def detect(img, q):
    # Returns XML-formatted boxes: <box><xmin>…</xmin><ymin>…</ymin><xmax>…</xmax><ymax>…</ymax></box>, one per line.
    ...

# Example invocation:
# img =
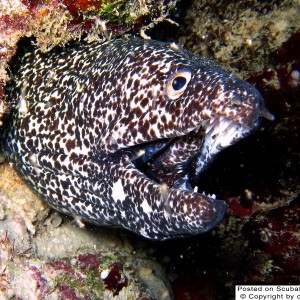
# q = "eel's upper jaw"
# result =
<box><xmin>204</xmin><ymin>115</ymin><xmax>253</xmax><ymax>150</ymax></box>
<box><xmin>193</xmin><ymin>102</ymin><xmax>274</xmax><ymax>178</ymax></box>
<box><xmin>192</xmin><ymin>116</ymin><xmax>255</xmax><ymax>178</ymax></box>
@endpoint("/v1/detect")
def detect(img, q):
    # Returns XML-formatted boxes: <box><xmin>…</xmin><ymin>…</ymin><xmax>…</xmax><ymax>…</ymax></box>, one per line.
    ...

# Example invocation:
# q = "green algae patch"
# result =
<box><xmin>96</xmin><ymin>1</ymin><xmax>135</xmax><ymax>24</ymax></box>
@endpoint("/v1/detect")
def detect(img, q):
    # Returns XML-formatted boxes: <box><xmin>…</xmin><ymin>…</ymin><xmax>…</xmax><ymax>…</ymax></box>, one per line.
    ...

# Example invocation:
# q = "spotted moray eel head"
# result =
<box><xmin>101</xmin><ymin>39</ymin><xmax>273</xmax><ymax>181</ymax></box>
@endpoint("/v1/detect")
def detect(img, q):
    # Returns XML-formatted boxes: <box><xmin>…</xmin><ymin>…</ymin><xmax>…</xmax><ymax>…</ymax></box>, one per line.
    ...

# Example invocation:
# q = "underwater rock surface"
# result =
<box><xmin>0</xmin><ymin>165</ymin><xmax>172</xmax><ymax>299</ymax></box>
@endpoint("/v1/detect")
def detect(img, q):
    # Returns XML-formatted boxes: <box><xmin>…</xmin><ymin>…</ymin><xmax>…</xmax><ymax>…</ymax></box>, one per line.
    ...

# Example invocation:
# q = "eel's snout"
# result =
<box><xmin>213</xmin><ymin>74</ymin><xmax>273</xmax><ymax>130</ymax></box>
<box><xmin>245</xmin><ymin>91</ymin><xmax>274</xmax><ymax>129</ymax></box>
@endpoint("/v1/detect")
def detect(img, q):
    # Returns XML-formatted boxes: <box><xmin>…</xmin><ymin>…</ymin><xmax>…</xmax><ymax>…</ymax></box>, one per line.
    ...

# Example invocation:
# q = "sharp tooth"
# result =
<box><xmin>219</xmin><ymin>123</ymin><xmax>240</xmax><ymax>148</ymax></box>
<box><xmin>194</xmin><ymin>126</ymin><xmax>201</xmax><ymax>134</ymax></box>
<box><xmin>218</xmin><ymin>119</ymin><xmax>230</xmax><ymax>134</ymax></box>
<box><xmin>227</xmin><ymin>124</ymin><xmax>239</xmax><ymax>137</ymax></box>
<box><xmin>211</xmin><ymin>120</ymin><xmax>229</xmax><ymax>137</ymax></box>
<box><xmin>205</xmin><ymin>125</ymin><xmax>212</xmax><ymax>135</ymax></box>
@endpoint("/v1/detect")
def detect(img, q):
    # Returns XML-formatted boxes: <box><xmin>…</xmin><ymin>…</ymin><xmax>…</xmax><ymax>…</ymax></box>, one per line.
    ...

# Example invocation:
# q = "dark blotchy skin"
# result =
<box><xmin>1</xmin><ymin>38</ymin><xmax>272</xmax><ymax>240</ymax></box>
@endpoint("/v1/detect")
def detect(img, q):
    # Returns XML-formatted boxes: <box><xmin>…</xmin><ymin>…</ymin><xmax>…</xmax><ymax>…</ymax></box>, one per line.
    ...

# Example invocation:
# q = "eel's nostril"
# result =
<box><xmin>259</xmin><ymin>106</ymin><xmax>275</xmax><ymax>121</ymax></box>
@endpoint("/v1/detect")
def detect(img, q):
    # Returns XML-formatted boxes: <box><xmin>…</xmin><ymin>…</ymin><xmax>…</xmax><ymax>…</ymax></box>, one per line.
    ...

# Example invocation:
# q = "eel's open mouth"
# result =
<box><xmin>128</xmin><ymin>115</ymin><xmax>256</xmax><ymax>194</ymax></box>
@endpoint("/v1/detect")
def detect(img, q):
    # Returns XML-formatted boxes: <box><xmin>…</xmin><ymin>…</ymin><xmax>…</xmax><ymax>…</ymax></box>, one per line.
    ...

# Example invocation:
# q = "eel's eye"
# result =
<box><xmin>165</xmin><ymin>70</ymin><xmax>192</xmax><ymax>100</ymax></box>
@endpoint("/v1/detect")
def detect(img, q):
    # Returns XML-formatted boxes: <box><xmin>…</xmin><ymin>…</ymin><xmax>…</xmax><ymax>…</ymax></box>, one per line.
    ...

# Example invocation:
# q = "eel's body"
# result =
<box><xmin>1</xmin><ymin>38</ymin><xmax>272</xmax><ymax>240</ymax></box>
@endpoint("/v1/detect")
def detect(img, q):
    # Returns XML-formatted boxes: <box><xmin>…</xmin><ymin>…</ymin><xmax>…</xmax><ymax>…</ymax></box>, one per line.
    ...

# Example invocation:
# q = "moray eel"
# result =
<box><xmin>1</xmin><ymin>38</ymin><xmax>273</xmax><ymax>240</ymax></box>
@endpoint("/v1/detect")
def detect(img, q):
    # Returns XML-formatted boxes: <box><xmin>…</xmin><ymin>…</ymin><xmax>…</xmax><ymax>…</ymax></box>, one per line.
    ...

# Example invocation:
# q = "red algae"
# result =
<box><xmin>76</xmin><ymin>253</ymin><xmax>103</xmax><ymax>273</ymax></box>
<box><xmin>102</xmin><ymin>262</ymin><xmax>128</xmax><ymax>296</ymax></box>
<box><xmin>20</xmin><ymin>0</ymin><xmax>46</xmax><ymax>9</ymax></box>
<box><xmin>29</xmin><ymin>266</ymin><xmax>49</xmax><ymax>298</ymax></box>
<box><xmin>242</xmin><ymin>200</ymin><xmax>300</xmax><ymax>284</ymax></box>
<box><xmin>227</xmin><ymin>197</ymin><xmax>254</xmax><ymax>218</ymax></box>
<box><xmin>62</xmin><ymin>0</ymin><xmax>103</xmax><ymax>15</ymax></box>
<box><xmin>47</xmin><ymin>260</ymin><xmax>85</xmax><ymax>280</ymax></box>
<box><xmin>59</xmin><ymin>283</ymin><xmax>86</xmax><ymax>300</ymax></box>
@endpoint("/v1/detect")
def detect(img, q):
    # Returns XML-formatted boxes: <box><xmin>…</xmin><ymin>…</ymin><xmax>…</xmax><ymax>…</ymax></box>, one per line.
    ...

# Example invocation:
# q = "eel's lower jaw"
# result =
<box><xmin>157</xmin><ymin>188</ymin><xmax>228</xmax><ymax>240</ymax></box>
<box><xmin>125</xmin><ymin>136</ymin><xmax>228</xmax><ymax>239</ymax></box>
